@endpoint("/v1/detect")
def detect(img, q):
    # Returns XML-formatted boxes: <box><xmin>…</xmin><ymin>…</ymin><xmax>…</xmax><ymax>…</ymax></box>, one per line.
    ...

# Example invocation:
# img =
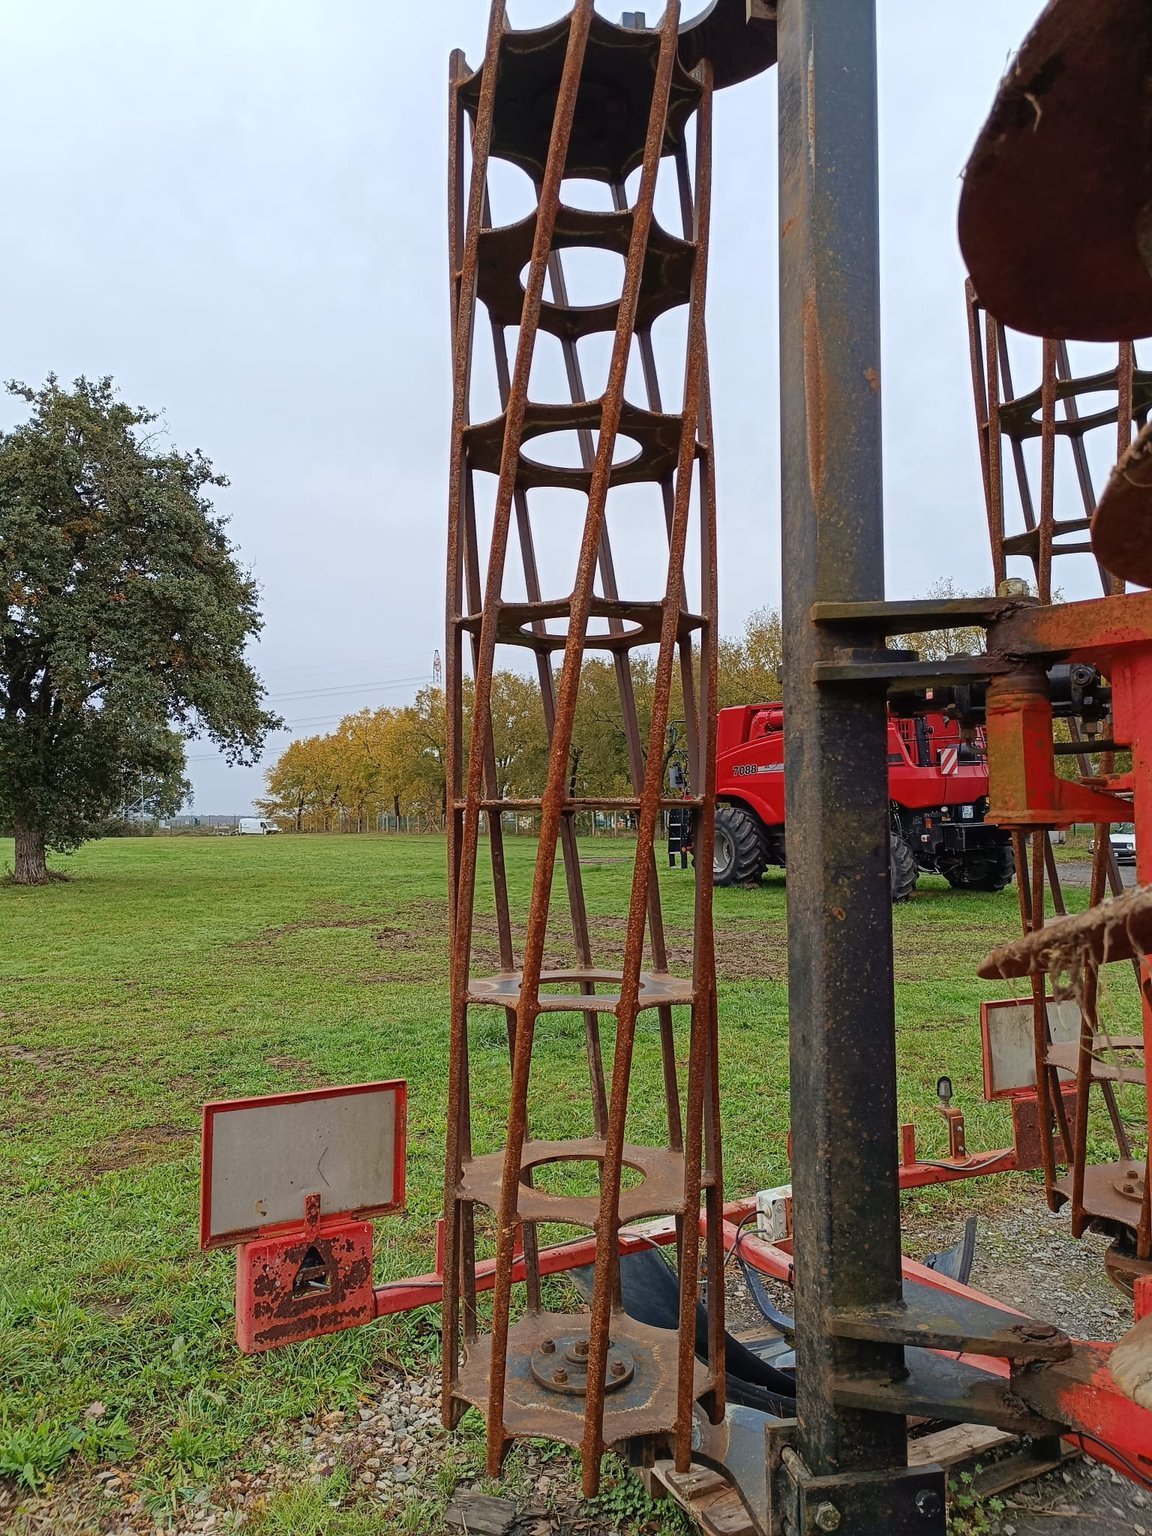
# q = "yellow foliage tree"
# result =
<box><xmin>259</xmin><ymin>589</ymin><xmax>987</xmax><ymax>830</ymax></box>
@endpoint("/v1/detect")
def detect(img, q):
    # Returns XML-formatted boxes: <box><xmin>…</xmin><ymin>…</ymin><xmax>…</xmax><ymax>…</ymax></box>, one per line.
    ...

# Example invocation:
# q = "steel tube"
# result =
<box><xmin>777</xmin><ymin>0</ymin><xmax>908</xmax><ymax>1475</ymax></box>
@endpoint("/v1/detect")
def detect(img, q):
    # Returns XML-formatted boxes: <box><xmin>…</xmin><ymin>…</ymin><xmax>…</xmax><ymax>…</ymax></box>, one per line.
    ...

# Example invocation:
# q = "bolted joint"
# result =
<box><xmin>813</xmin><ymin>1503</ymin><xmax>842</xmax><ymax>1533</ymax></box>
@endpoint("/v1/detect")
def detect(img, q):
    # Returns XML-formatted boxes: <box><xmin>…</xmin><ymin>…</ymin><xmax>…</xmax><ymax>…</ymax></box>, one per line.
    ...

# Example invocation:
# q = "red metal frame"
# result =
<box><xmin>200</xmin><ymin>1080</ymin><xmax>407</xmax><ymax>1251</ymax></box>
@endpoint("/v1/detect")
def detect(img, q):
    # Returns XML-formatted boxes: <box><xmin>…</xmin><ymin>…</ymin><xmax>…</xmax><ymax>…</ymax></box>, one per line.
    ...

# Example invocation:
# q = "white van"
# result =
<box><xmin>237</xmin><ymin>818</ymin><xmax>280</xmax><ymax>836</ymax></box>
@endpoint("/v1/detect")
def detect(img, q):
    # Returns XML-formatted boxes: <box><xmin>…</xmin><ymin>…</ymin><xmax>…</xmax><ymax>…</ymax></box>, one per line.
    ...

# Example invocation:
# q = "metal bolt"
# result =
<box><xmin>915</xmin><ymin>1488</ymin><xmax>943</xmax><ymax>1520</ymax></box>
<box><xmin>552</xmin><ymin>1368</ymin><xmax>568</xmax><ymax>1385</ymax></box>
<box><xmin>540</xmin><ymin>1338</ymin><xmax>555</xmax><ymax>1354</ymax></box>
<box><xmin>610</xmin><ymin>1359</ymin><xmax>627</xmax><ymax>1377</ymax></box>
<box><xmin>813</xmin><ymin>1503</ymin><xmax>842</xmax><ymax>1532</ymax></box>
<box><xmin>574</xmin><ymin>1338</ymin><xmax>589</xmax><ymax>1358</ymax></box>
<box><xmin>1016</xmin><ymin>1322</ymin><xmax>1058</xmax><ymax>1341</ymax></box>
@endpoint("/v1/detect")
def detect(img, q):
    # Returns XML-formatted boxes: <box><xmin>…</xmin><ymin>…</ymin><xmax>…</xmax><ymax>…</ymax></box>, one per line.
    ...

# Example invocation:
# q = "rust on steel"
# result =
<box><xmin>959</xmin><ymin>0</ymin><xmax>1152</xmax><ymax>343</ymax></box>
<box><xmin>441</xmin><ymin>1</ymin><xmax>764</xmax><ymax>1497</ymax></box>
<box><xmin>965</xmin><ymin>284</ymin><xmax>1150</xmax><ymax>603</ymax></box>
<box><xmin>1093</xmin><ymin>419</ymin><xmax>1152</xmax><ymax>592</ymax></box>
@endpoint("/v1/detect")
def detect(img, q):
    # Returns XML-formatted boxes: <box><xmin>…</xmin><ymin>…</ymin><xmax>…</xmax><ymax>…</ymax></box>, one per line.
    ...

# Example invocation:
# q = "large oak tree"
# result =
<box><xmin>0</xmin><ymin>377</ymin><xmax>278</xmax><ymax>884</ymax></box>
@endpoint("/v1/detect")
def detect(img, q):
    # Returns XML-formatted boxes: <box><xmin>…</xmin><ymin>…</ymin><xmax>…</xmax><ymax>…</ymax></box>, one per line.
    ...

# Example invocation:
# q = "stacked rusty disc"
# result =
<box><xmin>440</xmin><ymin>0</ymin><xmax>770</xmax><ymax>1496</ymax></box>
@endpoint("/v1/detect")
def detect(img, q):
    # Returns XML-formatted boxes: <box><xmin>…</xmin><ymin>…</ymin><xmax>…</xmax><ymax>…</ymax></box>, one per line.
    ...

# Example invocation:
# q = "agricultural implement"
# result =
<box><xmin>201</xmin><ymin>2</ymin><xmax>1152</xmax><ymax>1530</ymax></box>
<box><xmin>703</xmin><ymin>699</ymin><xmax>1016</xmax><ymax>898</ymax></box>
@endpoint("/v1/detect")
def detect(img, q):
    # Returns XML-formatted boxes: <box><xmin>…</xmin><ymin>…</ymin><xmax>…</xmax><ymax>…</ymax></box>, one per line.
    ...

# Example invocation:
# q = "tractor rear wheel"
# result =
<box><xmin>944</xmin><ymin>845</ymin><xmax>1016</xmax><ymax>892</ymax></box>
<box><xmin>713</xmin><ymin>803</ymin><xmax>769</xmax><ymax>887</ymax></box>
<box><xmin>890</xmin><ymin>834</ymin><xmax>919</xmax><ymax>904</ymax></box>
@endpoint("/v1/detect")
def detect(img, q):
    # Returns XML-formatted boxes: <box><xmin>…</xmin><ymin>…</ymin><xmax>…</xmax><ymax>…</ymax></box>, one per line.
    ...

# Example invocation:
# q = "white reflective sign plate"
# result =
<box><xmin>981</xmin><ymin>999</ymin><xmax>1079</xmax><ymax>1099</ymax></box>
<box><xmin>201</xmin><ymin>1081</ymin><xmax>406</xmax><ymax>1248</ymax></box>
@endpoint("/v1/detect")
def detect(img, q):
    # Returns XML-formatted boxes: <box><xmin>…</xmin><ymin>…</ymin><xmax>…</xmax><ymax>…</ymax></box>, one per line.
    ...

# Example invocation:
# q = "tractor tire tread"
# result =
<box><xmin>890</xmin><ymin>834</ymin><xmax>919</xmax><ymax>904</ymax></box>
<box><xmin>714</xmin><ymin>802</ymin><xmax>769</xmax><ymax>887</ymax></box>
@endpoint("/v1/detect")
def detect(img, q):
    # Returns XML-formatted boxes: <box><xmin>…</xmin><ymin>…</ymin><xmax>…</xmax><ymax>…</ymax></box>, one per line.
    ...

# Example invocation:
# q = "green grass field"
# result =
<box><xmin>0</xmin><ymin>833</ymin><xmax>1129</xmax><ymax>1528</ymax></box>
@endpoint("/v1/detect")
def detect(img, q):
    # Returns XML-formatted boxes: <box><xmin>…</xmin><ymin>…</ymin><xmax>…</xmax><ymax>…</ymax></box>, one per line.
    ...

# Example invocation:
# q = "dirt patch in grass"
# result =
<box><xmin>0</xmin><ymin>1043</ymin><xmax>75</xmax><ymax>1067</ymax></box>
<box><xmin>239</xmin><ymin>913</ymin><xmax>387</xmax><ymax>948</ymax></box>
<box><xmin>240</xmin><ymin>901</ymin><xmax>445</xmax><ymax>972</ymax></box>
<box><xmin>267</xmin><ymin>1053</ymin><xmax>319</xmax><ymax>1075</ymax></box>
<box><xmin>458</xmin><ymin>910</ymin><xmax>791</xmax><ymax>984</ymax></box>
<box><xmin>80</xmin><ymin>1125</ymin><xmax>195</xmax><ymax>1176</ymax></box>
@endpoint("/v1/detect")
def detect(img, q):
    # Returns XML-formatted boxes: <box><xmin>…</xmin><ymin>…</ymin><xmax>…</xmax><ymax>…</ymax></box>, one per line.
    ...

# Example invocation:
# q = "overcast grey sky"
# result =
<box><xmin>1</xmin><ymin>2</ymin><xmax>1045</xmax><ymax>812</ymax></box>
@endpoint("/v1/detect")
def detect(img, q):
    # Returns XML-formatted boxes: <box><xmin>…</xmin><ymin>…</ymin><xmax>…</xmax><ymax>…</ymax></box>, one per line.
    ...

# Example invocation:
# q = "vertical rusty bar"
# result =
<box><xmin>690</xmin><ymin>121</ymin><xmax>725</xmax><ymax>1427</ymax></box>
<box><xmin>670</xmin><ymin>62</ymin><xmax>716</xmax><ymax>1471</ymax></box>
<box><xmin>544</xmin><ymin>248</ymin><xmax>683</xmax><ymax>1149</ymax></box>
<box><xmin>485</xmin><ymin>285</ymin><xmax>611</xmax><ymax>1138</ymax></box>
<box><xmin>443</xmin><ymin>19</ymin><xmax>505</xmax><ymax>1426</ymax></box>
<box><xmin>1037</xmin><ymin>340</ymin><xmax>1057</xmax><ymax>604</ymax></box>
<box><xmin>983</xmin><ymin>313</ymin><xmax>1008</xmax><ymax>590</ymax></box>
<box><xmin>1043</xmin><ymin>834</ymin><xmax>1067</xmax><ymax>918</ymax></box>
<box><xmin>997</xmin><ymin>326</ymin><xmax>1039</xmax><ymax>536</ymax></box>
<box><xmin>1112</xmin><ymin>343</ymin><xmax>1135</xmax><ymax>595</ymax></box>
<box><xmin>966</xmin><ymin>283</ymin><xmax>1000</xmax><ymax>580</ymax></box>
<box><xmin>778</xmin><ymin>0</ymin><xmax>907</xmax><ymax>1477</ymax></box>
<box><xmin>1027</xmin><ymin>831</ymin><xmax>1061</xmax><ymax>1206</ymax></box>
<box><xmin>459</xmin><ymin>476</ymin><xmax>542</xmax><ymax>1313</ymax></box>
<box><xmin>1070</xmin><ymin>840</ymin><xmax>1110</xmax><ymax>1233</ymax></box>
<box><xmin>572</xmin><ymin>8</ymin><xmax>690</xmax><ymax>1492</ymax></box>
<box><xmin>1053</xmin><ymin>341</ymin><xmax>1098</xmax><ymax>520</ymax></box>
<box><xmin>463</xmin><ymin>2</ymin><xmax>598</xmax><ymax>1472</ymax></box>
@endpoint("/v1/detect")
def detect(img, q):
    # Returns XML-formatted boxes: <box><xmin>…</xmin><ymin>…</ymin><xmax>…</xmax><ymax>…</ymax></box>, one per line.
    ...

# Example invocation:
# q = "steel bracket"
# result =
<box><xmin>832</xmin><ymin>1349</ymin><xmax>1064</xmax><ymax>1438</ymax></box>
<box><xmin>773</xmin><ymin>1441</ymin><xmax>946</xmax><ymax>1536</ymax></box>
<box><xmin>827</xmin><ymin>1278</ymin><xmax>1071</xmax><ymax>1362</ymax></box>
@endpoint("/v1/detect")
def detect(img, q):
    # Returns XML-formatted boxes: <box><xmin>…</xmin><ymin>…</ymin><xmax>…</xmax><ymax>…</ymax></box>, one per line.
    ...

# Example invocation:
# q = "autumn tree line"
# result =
<box><xmin>258</xmin><ymin>608</ymin><xmax>790</xmax><ymax>832</ymax></box>
<box><xmin>256</xmin><ymin>586</ymin><xmax>996</xmax><ymax>834</ymax></box>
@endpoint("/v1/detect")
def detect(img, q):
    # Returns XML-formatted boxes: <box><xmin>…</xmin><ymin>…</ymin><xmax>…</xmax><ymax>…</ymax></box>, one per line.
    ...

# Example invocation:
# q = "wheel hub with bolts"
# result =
<box><xmin>529</xmin><ymin>1330</ymin><xmax>635</xmax><ymax>1396</ymax></box>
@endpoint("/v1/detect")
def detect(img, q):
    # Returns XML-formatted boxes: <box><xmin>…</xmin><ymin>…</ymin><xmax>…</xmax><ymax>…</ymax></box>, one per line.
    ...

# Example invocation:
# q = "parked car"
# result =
<box><xmin>237</xmin><ymin>818</ymin><xmax>280</xmax><ymax>836</ymax></box>
<box><xmin>1110</xmin><ymin>822</ymin><xmax>1137</xmax><ymax>864</ymax></box>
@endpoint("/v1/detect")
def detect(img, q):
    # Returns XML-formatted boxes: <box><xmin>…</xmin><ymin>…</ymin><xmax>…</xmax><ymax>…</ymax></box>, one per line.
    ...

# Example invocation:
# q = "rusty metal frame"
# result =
<box><xmin>966</xmin><ymin>284</ymin><xmax>1148</xmax><ymax>603</ymax></box>
<box><xmin>442</xmin><ymin>2</ymin><xmax>727</xmax><ymax>1497</ymax></box>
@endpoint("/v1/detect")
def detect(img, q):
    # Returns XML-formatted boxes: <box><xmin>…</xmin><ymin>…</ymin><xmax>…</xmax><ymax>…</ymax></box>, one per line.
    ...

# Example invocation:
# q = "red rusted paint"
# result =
<box><xmin>236</xmin><ymin>1221</ymin><xmax>374</xmax><ymax>1353</ymax></box>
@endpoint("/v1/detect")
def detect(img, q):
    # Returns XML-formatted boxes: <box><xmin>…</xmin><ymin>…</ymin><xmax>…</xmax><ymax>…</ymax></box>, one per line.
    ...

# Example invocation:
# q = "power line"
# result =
<box><xmin>265</xmin><ymin>672</ymin><xmax>430</xmax><ymax>703</ymax></box>
<box><xmin>254</xmin><ymin>653</ymin><xmax>428</xmax><ymax>683</ymax></box>
<box><xmin>184</xmin><ymin>679</ymin><xmax>435</xmax><ymax>760</ymax></box>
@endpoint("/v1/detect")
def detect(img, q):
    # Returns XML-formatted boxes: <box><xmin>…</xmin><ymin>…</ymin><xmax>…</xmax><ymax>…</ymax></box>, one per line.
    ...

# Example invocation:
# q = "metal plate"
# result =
<box><xmin>959</xmin><ymin>0</ymin><xmax>1152</xmax><ymax>341</ymax></box>
<box><xmin>529</xmin><ymin>1329</ymin><xmax>635</xmax><ymax>1396</ymax></box>
<box><xmin>236</xmin><ymin>1219</ymin><xmax>374</xmax><ymax>1353</ymax></box>
<box><xmin>981</xmin><ymin>997</ymin><xmax>1080</xmax><ymax>1099</ymax></box>
<box><xmin>201</xmin><ymin>1081</ymin><xmax>406</xmax><ymax>1248</ymax></box>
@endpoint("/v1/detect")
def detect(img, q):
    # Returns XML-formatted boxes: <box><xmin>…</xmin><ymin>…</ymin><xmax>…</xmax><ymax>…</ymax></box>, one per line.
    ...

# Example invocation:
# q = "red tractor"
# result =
<box><xmin>697</xmin><ymin>703</ymin><xmax>1015</xmax><ymax>900</ymax></box>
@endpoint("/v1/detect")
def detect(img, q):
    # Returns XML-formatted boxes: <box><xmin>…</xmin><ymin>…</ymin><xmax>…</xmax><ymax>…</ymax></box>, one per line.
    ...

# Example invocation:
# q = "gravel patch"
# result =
<box><xmin>1</xmin><ymin>1375</ymin><xmax>621</xmax><ymax>1536</ymax></box>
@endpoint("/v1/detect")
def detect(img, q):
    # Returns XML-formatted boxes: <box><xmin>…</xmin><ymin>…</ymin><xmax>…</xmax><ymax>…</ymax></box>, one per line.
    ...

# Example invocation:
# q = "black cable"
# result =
<box><xmin>731</xmin><ymin>1212</ymin><xmax>797</xmax><ymax>1337</ymax></box>
<box><xmin>1073</xmin><ymin>1432</ymin><xmax>1152</xmax><ymax>1492</ymax></box>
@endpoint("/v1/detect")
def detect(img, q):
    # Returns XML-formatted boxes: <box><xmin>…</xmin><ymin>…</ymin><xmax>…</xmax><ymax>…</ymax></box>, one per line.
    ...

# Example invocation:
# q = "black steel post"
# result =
<box><xmin>778</xmin><ymin>0</ymin><xmax>909</xmax><ymax>1479</ymax></box>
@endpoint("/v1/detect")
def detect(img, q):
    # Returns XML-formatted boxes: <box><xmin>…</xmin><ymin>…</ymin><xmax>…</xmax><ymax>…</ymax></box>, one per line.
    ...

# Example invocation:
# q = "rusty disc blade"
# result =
<box><xmin>959</xmin><ymin>0</ymin><xmax>1152</xmax><ymax>341</ymax></box>
<box><xmin>1093</xmin><ymin>418</ymin><xmax>1152</xmax><ymax>588</ymax></box>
